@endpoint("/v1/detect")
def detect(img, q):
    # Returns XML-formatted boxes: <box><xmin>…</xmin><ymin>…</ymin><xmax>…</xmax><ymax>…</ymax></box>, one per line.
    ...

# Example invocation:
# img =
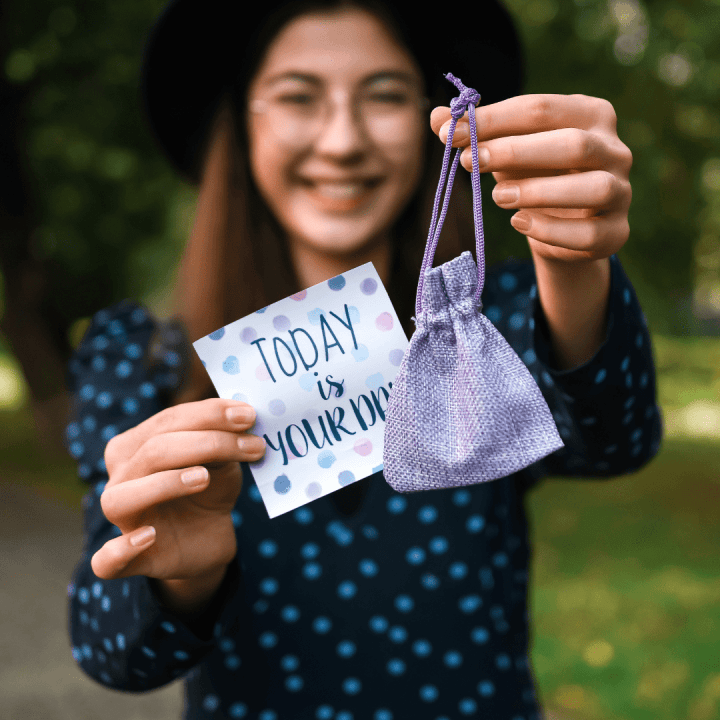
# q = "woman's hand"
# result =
<box><xmin>430</xmin><ymin>94</ymin><xmax>632</xmax><ymax>264</ymax></box>
<box><xmin>90</xmin><ymin>399</ymin><xmax>266</xmax><ymax>582</ymax></box>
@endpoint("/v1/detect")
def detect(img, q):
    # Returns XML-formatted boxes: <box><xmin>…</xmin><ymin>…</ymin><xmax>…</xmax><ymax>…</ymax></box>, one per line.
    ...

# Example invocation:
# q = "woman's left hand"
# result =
<box><xmin>430</xmin><ymin>94</ymin><xmax>632</xmax><ymax>264</ymax></box>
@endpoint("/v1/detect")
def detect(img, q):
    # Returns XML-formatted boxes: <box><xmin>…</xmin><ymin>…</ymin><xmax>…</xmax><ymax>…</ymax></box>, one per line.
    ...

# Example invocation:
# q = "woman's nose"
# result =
<box><xmin>313</xmin><ymin>90</ymin><xmax>370</xmax><ymax>157</ymax></box>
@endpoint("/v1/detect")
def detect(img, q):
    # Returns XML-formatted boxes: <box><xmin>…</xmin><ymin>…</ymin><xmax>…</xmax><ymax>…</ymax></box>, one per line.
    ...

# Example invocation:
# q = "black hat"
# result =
<box><xmin>140</xmin><ymin>0</ymin><xmax>525</xmax><ymax>185</ymax></box>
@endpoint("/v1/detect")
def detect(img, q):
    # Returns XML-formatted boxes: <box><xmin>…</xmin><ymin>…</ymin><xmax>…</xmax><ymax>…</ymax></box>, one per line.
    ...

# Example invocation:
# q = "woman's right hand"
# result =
<box><xmin>91</xmin><ymin>398</ymin><xmax>266</xmax><ymax>582</ymax></box>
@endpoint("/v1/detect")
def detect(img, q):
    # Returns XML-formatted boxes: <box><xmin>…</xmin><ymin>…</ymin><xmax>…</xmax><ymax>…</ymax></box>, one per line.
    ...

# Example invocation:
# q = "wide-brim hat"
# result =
<box><xmin>140</xmin><ymin>0</ymin><xmax>525</xmax><ymax>185</ymax></box>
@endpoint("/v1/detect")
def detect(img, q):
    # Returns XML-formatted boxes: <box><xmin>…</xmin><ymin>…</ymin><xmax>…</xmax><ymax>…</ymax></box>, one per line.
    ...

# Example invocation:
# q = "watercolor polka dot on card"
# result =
<box><xmin>366</xmin><ymin>373</ymin><xmax>384</xmax><ymax>391</ymax></box>
<box><xmin>306</xmin><ymin>482</ymin><xmax>322</xmax><ymax>499</ymax></box>
<box><xmin>318</xmin><ymin>450</ymin><xmax>336</xmax><ymax>468</ymax></box>
<box><xmin>389</xmin><ymin>349</ymin><xmax>404</xmax><ymax>366</ymax></box>
<box><xmin>291</xmin><ymin>290</ymin><xmax>307</xmax><ymax>301</ymax></box>
<box><xmin>347</xmin><ymin>306</ymin><xmax>360</xmax><ymax>324</ymax></box>
<box><xmin>375</xmin><ymin>312</ymin><xmax>393</xmax><ymax>331</ymax></box>
<box><xmin>339</xmin><ymin>470</ymin><xmax>355</xmax><ymax>487</ymax></box>
<box><xmin>269</xmin><ymin>399</ymin><xmax>286</xmax><ymax>416</ymax></box>
<box><xmin>209</xmin><ymin>328</ymin><xmax>225</xmax><ymax>340</ymax></box>
<box><xmin>328</xmin><ymin>275</ymin><xmax>346</xmax><ymax>291</ymax></box>
<box><xmin>256</xmin><ymin>364</ymin><xmax>271</xmax><ymax>381</ymax></box>
<box><xmin>255</xmin><ymin>307</ymin><xmax>267</xmax><ymax>314</ymax></box>
<box><xmin>351</xmin><ymin>344</ymin><xmax>369</xmax><ymax>362</ymax></box>
<box><xmin>354</xmin><ymin>438</ymin><xmax>372</xmax><ymax>456</ymax></box>
<box><xmin>223</xmin><ymin>356</ymin><xmax>240</xmax><ymax>374</ymax></box>
<box><xmin>360</xmin><ymin>278</ymin><xmax>377</xmax><ymax>295</ymax></box>
<box><xmin>241</xmin><ymin>327</ymin><xmax>257</xmax><ymax>344</ymax></box>
<box><xmin>273</xmin><ymin>315</ymin><xmax>291</xmax><ymax>332</ymax></box>
<box><xmin>308</xmin><ymin>308</ymin><xmax>326</xmax><ymax>325</ymax></box>
<box><xmin>232</xmin><ymin>393</ymin><xmax>249</xmax><ymax>402</ymax></box>
<box><xmin>274</xmin><ymin>474</ymin><xmax>291</xmax><ymax>494</ymax></box>
<box><xmin>298</xmin><ymin>373</ymin><xmax>315</xmax><ymax>391</ymax></box>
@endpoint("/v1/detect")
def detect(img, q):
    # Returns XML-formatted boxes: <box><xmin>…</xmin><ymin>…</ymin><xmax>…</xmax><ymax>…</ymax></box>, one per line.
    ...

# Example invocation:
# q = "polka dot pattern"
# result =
<box><xmin>65</xmin><ymin>256</ymin><xmax>661</xmax><ymax>717</ymax></box>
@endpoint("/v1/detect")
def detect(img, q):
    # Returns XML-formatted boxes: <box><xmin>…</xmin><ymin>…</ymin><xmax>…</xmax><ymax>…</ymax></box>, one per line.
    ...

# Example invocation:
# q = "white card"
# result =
<box><xmin>192</xmin><ymin>263</ymin><xmax>409</xmax><ymax>519</ymax></box>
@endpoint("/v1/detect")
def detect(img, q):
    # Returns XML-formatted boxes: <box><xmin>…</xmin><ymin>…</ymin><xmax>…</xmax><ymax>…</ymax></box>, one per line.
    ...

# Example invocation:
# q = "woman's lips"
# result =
<box><xmin>299</xmin><ymin>179</ymin><xmax>383</xmax><ymax>212</ymax></box>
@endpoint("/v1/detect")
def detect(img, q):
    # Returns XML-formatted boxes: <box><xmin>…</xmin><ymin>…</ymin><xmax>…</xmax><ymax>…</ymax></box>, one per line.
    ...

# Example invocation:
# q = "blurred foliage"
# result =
<box><xmin>0</xmin><ymin>0</ymin><xmax>719</xmax><ymax>348</ymax></box>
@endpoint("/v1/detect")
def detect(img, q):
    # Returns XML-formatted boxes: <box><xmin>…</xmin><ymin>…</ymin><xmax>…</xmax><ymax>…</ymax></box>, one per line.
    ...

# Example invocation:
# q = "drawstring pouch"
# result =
<box><xmin>383</xmin><ymin>73</ymin><xmax>564</xmax><ymax>493</ymax></box>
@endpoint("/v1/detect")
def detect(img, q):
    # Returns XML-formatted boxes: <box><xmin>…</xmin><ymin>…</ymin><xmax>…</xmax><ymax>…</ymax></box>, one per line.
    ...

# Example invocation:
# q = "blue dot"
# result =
<box><xmin>421</xmin><ymin>573</ymin><xmax>440</xmax><ymax>590</ymax></box>
<box><xmin>623</xmin><ymin>287</ymin><xmax>631</xmax><ymax>305</ymax></box>
<box><xmin>509</xmin><ymin>311</ymin><xmax>525</xmax><ymax>330</ymax></box>
<box><xmin>260</xmin><ymin>577</ymin><xmax>279</xmax><ymax>595</ymax></box>
<box><xmin>115</xmin><ymin>360</ymin><xmax>132</xmax><ymax>378</ymax></box>
<box><xmin>336</xmin><ymin>712</ymin><xmax>353</xmax><ymax>720</ymax></box>
<box><xmin>259</xmin><ymin>539</ymin><xmax>278</xmax><ymax>558</ymax></box>
<box><xmin>174</xmin><ymin>650</ymin><xmax>189</xmax><ymax>661</ymax></box>
<box><xmin>122</xmin><ymin>397</ymin><xmax>138</xmax><ymax>414</ymax></box>
<box><xmin>328</xmin><ymin>275</ymin><xmax>346</xmax><ymax>291</ymax></box>
<box><xmin>108</xmin><ymin>319</ymin><xmax>124</xmax><ymax>336</ymax></box>
<box><xmin>313</xmin><ymin>616</ymin><xmax>332</xmax><ymax>634</ymax></box>
<box><xmin>459</xmin><ymin>595</ymin><xmax>482</xmax><ymax>613</ymax></box>
<box><xmin>492</xmin><ymin>552</ymin><xmax>509</xmax><ymax>568</ymax></box>
<box><xmin>294</xmin><ymin>507</ymin><xmax>314</xmax><ymax>524</ymax></box>
<box><xmin>232</xmin><ymin>510</ymin><xmax>243</xmax><ymax>527</ymax></box>
<box><xmin>369</xmin><ymin>615</ymin><xmax>388</xmax><ymax>633</ymax></box>
<box><xmin>253</xmin><ymin>600</ymin><xmax>268</xmax><ymax>614</ymax></box>
<box><xmin>429</xmin><ymin>536</ymin><xmax>449</xmax><ymax>554</ymax></box>
<box><xmin>338</xmin><ymin>581</ymin><xmax>357</xmax><ymax>599</ymax></box>
<box><xmin>66</xmin><ymin>422</ymin><xmax>80</xmax><ymax>440</ymax></box>
<box><xmin>337</xmin><ymin>641</ymin><xmax>356</xmax><ymax>658</ymax></box>
<box><xmin>594</xmin><ymin>368</ymin><xmax>607</xmax><ymax>383</ymax></box>
<box><xmin>209</xmin><ymin>328</ymin><xmax>226</xmax><ymax>340</ymax></box>
<box><xmin>259</xmin><ymin>631</ymin><xmax>278</xmax><ymax>648</ymax></box>
<box><xmin>229</xmin><ymin>702</ymin><xmax>248</xmax><ymax>718</ymax></box>
<box><xmin>141</xmin><ymin>645</ymin><xmax>156</xmax><ymax>658</ymax></box>
<box><xmin>485</xmin><ymin>305</ymin><xmax>501</xmax><ymax>324</ymax></box>
<box><xmin>101</xmin><ymin>425</ymin><xmax>117</xmax><ymax>442</ymax></box>
<box><xmin>102</xmin><ymin>637</ymin><xmax>113</xmax><ymax>652</ymax></box>
<box><xmin>338</xmin><ymin>470</ymin><xmax>355</xmax><ymax>487</ymax></box>
<box><xmin>343</xmin><ymin>677</ymin><xmax>361</xmax><ymax>695</ymax></box>
<box><xmin>80</xmin><ymin>384</ymin><xmax>96</xmax><ymax>401</ymax></box>
<box><xmin>203</xmin><ymin>694</ymin><xmax>220</xmax><ymax>712</ymax></box>
<box><xmin>281</xmin><ymin>605</ymin><xmax>300</xmax><ymax>622</ymax></box>
<box><xmin>82</xmin><ymin>415</ymin><xmax>97</xmax><ymax>432</ymax></box>
<box><xmin>470</xmin><ymin>628</ymin><xmax>490</xmax><ymax>645</ymax></box>
<box><xmin>388</xmin><ymin>625</ymin><xmax>407</xmax><ymax>643</ymax></box>
<box><xmin>359</xmin><ymin>559</ymin><xmax>378</xmax><ymax>577</ymax></box>
<box><xmin>274</xmin><ymin>474</ymin><xmax>291</xmax><ymax>494</ymax></box>
<box><xmin>490</xmin><ymin>605</ymin><xmax>504</xmax><ymax>620</ymax></box>
<box><xmin>621</xmin><ymin>355</ymin><xmax>630</xmax><ymax>372</ymax></box>
<box><xmin>302</xmin><ymin>542</ymin><xmax>320</xmax><ymax>559</ymax></box>
<box><xmin>101</xmin><ymin>596</ymin><xmax>111</xmax><ymax>612</ymax></box>
<box><xmin>387</xmin><ymin>658</ymin><xmax>406</xmax><ymax>675</ymax></box>
<box><xmin>115</xmin><ymin>633</ymin><xmax>125</xmax><ymax>651</ymax></box>
<box><xmin>449</xmin><ymin>562</ymin><xmax>468</xmax><ymax>580</ymax></box>
<box><xmin>406</xmin><ymin>547</ymin><xmax>426</xmax><ymax>565</ymax></box>
<box><xmin>219</xmin><ymin>638</ymin><xmax>234</xmax><ymax>652</ymax></box>
<box><xmin>139</xmin><ymin>382</ymin><xmax>156</xmax><ymax>398</ymax></box>
<box><xmin>478</xmin><ymin>680</ymin><xmax>495</xmax><ymax>697</ymax></box>
<box><xmin>96</xmin><ymin>391</ymin><xmax>113</xmax><ymax>408</ymax></box>
<box><xmin>362</xmin><ymin>525</ymin><xmax>379</xmax><ymax>539</ymax></box>
<box><xmin>125</xmin><ymin>343</ymin><xmax>142</xmax><ymax>359</ymax></box>
<box><xmin>444</xmin><ymin>650</ymin><xmax>463</xmax><ymax>667</ymax></box>
<box><xmin>640</xmin><ymin>371</ymin><xmax>648</xmax><ymax>388</ymax></box>
<box><xmin>286</xmin><ymin>675</ymin><xmax>304</xmax><ymax>692</ymax></box>
<box><xmin>374</xmin><ymin>711</ymin><xmax>393</xmax><ymax>720</ymax></box>
<box><xmin>78</xmin><ymin>587</ymin><xmax>89</xmax><ymax>604</ymax></box>
<box><xmin>466</xmin><ymin>515</ymin><xmax>485</xmax><ymax>533</ymax></box>
<box><xmin>458</xmin><ymin>698</ymin><xmax>477</xmax><ymax>715</ymax></box>
<box><xmin>316</xmin><ymin>706</ymin><xmax>334</xmax><ymax>720</ymax></box>
<box><xmin>92</xmin><ymin>335</ymin><xmax>109</xmax><ymax>351</ymax></box>
<box><xmin>91</xmin><ymin>355</ymin><xmax>107</xmax><ymax>373</ymax></box>
<box><xmin>523</xmin><ymin>349</ymin><xmax>537</xmax><ymax>365</ymax></box>
<box><xmin>452</xmin><ymin>489</ymin><xmax>471</xmax><ymax>506</ymax></box>
<box><xmin>303</xmin><ymin>562</ymin><xmax>322</xmax><ymax>580</ymax></box>
<box><xmin>630</xmin><ymin>427</ymin><xmax>643</xmax><ymax>442</ymax></box>
<box><xmin>499</xmin><ymin>272</ymin><xmax>518</xmax><ymax>292</ymax></box>
<box><xmin>413</xmin><ymin>639</ymin><xmax>432</xmax><ymax>657</ymax></box>
<box><xmin>387</xmin><ymin>496</ymin><xmax>407</xmax><ymax>514</ymax></box>
<box><xmin>419</xmin><ymin>684</ymin><xmax>439</xmax><ymax>702</ymax></box>
<box><xmin>69</xmin><ymin>441</ymin><xmax>85</xmax><ymax>458</ymax></box>
<box><xmin>541</xmin><ymin>370</ymin><xmax>554</xmax><ymax>386</ymax></box>
<box><xmin>496</xmin><ymin>653</ymin><xmax>511</xmax><ymax>670</ymax></box>
<box><xmin>281</xmin><ymin>654</ymin><xmax>300</xmax><ymax>671</ymax></box>
<box><xmin>418</xmin><ymin>505</ymin><xmax>438</xmax><ymax>523</ymax></box>
<box><xmin>394</xmin><ymin>595</ymin><xmax>414</xmax><ymax>613</ymax></box>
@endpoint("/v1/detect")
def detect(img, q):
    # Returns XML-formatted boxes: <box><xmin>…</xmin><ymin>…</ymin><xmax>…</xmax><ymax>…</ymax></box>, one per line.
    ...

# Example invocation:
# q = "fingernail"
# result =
<box><xmin>494</xmin><ymin>185</ymin><xmax>519</xmax><ymax>205</ymax></box>
<box><xmin>227</xmin><ymin>406</ymin><xmax>254</xmax><ymax>424</ymax></box>
<box><xmin>511</xmin><ymin>213</ymin><xmax>532</xmax><ymax>232</ymax></box>
<box><xmin>130</xmin><ymin>526</ymin><xmax>156</xmax><ymax>547</ymax></box>
<box><xmin>181</xmin><ymin>467</ymin><xmax>209</xmax><ymax>487</ymax></box>
<box><xmin>440</xmin><ymin>123</ymin><xmax>469</xmax><ymax>145</ymax></box>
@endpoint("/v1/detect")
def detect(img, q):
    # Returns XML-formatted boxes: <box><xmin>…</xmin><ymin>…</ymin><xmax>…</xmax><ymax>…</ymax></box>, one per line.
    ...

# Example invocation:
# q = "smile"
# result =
<box><xmin>300</xmin><ymin>179</ymin><xmax>383</xmax><ymax>211</ymax></box>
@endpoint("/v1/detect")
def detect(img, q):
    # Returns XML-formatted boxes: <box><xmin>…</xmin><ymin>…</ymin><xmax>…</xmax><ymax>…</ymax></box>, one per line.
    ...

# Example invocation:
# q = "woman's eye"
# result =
<box><xmin>278</xmin><ymin>94</ymin><xmax>316</xmax><ymax>105</ymax></box>
<box><xmin>370</xmin><ymin>93</ymin><xmax>408</xmax><ymax>104</ymax></box>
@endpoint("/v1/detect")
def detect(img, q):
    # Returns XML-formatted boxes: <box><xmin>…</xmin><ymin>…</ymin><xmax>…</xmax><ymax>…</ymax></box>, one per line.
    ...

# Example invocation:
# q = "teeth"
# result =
<box><xmin>313</xmin><ymin>182</ymin><xmax>370</xmax><ymax>198</ymax></box>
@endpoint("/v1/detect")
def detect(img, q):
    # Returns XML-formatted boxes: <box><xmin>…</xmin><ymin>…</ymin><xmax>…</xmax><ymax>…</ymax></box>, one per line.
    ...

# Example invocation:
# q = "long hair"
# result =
<box><xmin>170</xmin><ymin>0</ymin><xmax>486</xmax><ymax>406</ymax></box>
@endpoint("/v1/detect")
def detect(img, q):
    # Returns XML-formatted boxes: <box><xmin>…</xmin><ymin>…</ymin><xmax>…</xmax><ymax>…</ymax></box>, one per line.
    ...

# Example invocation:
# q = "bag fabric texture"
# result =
<box><xmin>383</xmin><ymin>73</ymin><xmax>564</xmax><ymax>493</ymax></box>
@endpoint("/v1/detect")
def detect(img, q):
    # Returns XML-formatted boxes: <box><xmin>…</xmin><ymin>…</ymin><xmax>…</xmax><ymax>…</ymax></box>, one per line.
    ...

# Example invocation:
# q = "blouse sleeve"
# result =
<box><xmin>483</xmin><ymin>254</ymin><xmax>664</xmax><ymax>493</ymax></box>
<box><xmin>64</xmin><ymin>299</ymin><xmax>247</xmax><ymax>692</ymax></box>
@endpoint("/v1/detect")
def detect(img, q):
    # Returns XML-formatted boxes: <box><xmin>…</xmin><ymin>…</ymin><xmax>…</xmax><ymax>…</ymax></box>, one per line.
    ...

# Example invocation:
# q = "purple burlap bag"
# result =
<box><xmin>383</xmin><ymin>73</ymin><xmax>564</xmax><ymax>493</ymax></box>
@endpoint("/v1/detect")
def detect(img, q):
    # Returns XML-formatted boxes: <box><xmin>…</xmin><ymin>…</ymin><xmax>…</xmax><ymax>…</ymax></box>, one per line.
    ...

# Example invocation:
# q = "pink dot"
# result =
<box><xmin>375</xmin><ymin>312</ymin><xmax>394</xmax><ymax>331</ymax></box>
<box><xmin>354</xmin><ymin>438</ymin><xmax>373</xmax><ymax>456</ymax></box>
<box><xmin>291</xmin><ymin>290</ymin><xmax>307</xmax><ymax>301</ymax></box>
<box><xmin>255</xmin><ymin>364</ymin><xmax>271</xmax><ymax>380</ymax></box>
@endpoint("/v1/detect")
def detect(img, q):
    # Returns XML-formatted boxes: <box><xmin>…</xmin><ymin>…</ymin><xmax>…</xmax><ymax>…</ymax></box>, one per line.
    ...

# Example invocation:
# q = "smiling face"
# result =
<box><xmin>245</xmin><ymin>7</ymin><xmax>428</xmax><ymax>272</ymax></box>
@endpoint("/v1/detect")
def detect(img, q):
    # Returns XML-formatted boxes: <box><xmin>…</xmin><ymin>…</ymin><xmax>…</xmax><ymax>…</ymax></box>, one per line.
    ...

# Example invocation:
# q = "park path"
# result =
<box><xmin>0</xmin><ymin>479</ymin><xmax>182</xmax><ymax>720</ymax></box>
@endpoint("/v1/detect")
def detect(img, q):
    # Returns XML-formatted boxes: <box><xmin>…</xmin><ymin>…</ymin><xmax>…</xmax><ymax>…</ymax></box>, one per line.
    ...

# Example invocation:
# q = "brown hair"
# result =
<box><xmin>170</xmin><ymin>4</ymin><xmax>480</xmax><ymax>406</ymax></box>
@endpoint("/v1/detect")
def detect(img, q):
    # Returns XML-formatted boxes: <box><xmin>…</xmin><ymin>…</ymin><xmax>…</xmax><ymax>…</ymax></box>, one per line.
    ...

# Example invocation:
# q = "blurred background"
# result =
<box><xmin>0</xmin><ymin>0</ymin><xmax>718</xmax><ymax>719</ymax></box>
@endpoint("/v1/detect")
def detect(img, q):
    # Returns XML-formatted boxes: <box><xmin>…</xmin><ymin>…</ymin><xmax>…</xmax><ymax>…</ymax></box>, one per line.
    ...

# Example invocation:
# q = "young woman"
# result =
<box><xmin>65</xmin><ymin>1</ymin><xmax>663</xmax><ymax>718</ymax></box>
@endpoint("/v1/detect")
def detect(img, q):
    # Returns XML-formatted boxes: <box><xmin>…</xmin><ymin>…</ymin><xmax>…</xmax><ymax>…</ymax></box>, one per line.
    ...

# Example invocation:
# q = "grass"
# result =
<box><xmin>2</xmin><ymin>333</ymin><xmax>719</xmax><ymax>720</ymax></box>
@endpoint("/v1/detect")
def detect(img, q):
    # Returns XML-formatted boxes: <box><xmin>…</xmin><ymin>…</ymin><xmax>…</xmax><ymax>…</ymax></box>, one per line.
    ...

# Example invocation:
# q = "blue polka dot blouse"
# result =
<box><xmin>64</xmin><ymin>255</ymin><xmax>663</xmax><ymax>720</ymax></box>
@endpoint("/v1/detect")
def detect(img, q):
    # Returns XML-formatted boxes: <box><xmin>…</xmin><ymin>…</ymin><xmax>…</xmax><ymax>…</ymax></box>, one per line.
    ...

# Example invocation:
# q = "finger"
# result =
<box><xmin>91</xmin><ymin>526</ymin><xmax>156</xmax><ymax>580</ymax></box>
<box><xmin>119</xmin><ymin>429</ymin><xmax>266</xmax><ymax>483</ymax></box>
<box><xmin>100</xmin><ymin>466</ymin><xmax>211</xmax><ymax>523</ymax></box>
<box><xmin>508</xmin><ymin>208</ymin><xmax>629</xmax><ymax>256</ymax></box>
<box><xmin>492</xmin><ymin>171</ymin><xmax>631</xmax><ymax>212</ymax></box>
<box><xmin>458</xmin><ymin>128</ymin><xmax>614</xmax><ymax>174</ymax></box>
<box><xmin>105</xmin><ymin>398</ymin><xmax>257</xmax><ymax>477</ymax></box>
